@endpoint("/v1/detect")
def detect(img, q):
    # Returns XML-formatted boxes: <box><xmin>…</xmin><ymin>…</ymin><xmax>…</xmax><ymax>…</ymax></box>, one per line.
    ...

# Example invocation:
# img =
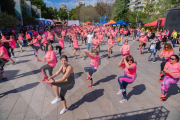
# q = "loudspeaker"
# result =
<box><xmin>164</xmin><ymin>8</ymin><xmax>180</xmax><ymax>33</ymax></box>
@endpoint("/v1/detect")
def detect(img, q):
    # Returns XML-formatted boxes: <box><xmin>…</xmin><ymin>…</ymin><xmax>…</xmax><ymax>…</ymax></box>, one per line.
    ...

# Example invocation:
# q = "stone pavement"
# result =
<box><xmin>0</xmin><ymin>35</ymin><xmax>180</xmax><ymax>120</ymax></box>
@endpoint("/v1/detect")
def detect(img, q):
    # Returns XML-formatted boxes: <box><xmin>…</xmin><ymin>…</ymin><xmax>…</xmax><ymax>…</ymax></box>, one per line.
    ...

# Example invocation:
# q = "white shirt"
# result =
<box><xmin>87</xmin><ymin>34</ymin><xmax>93</xmax><ymax>43</ymax></box>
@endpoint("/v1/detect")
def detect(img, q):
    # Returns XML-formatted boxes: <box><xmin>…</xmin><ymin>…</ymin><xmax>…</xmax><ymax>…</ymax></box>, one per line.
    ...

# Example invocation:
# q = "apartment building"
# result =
<box><xmin>128</xmin><ymin>0</ymin><xmax>156</xmax><ymax>12</ymax></box>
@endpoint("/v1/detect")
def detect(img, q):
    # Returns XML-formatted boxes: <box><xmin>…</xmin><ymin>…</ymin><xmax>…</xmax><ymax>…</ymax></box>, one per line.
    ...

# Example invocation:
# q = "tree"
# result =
<box><xmin>58</xmin><ymin>8</ymin><xmax>68</xmax><ymax>21</ymax></box>
<box><xmin>112</xmin><ymin>0</ymin><xmax>130</xmax><ymax>21</ymax></box>
<box><xmin>0</xmin><ymin>0</ymin><xmax>16</xmax><ymax>16</ymax></box>
<box><xmin>0</xmin><ymin>13</ymin><xmax>18</xmax><ymax>30</ymax></box>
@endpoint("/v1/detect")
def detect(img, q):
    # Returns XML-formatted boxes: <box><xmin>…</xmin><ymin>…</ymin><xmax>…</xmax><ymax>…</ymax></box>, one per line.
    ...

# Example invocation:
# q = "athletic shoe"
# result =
<box><xmin>1</xmin><ymin>77</ymin><xmax>7</xmax><ymax>81</ymax></box>
<box><xmin>12</xmin><ymin>61</ymin><xmax>16</xmax><ymax>65</ymax></box>
<box><xmin>153</xmin><ymin>61</ymin><xmax>155</xmax><ymax>63</ymax></box>
<box><xmin>51</xmin><ymin>98</ymin><xmax>61</xmax><ymax>104</ymax></box>
<box><xmin>82</xmin><ymin>57</ymin><xmax>85</xmax><ymax>60</ymax></box>
<box><xmin>74</xmin><ymin>57</ymin><xmax>77</xmax><ymax>59</ymax></box>
<box><xmin>60</xmin><ymin>108</ymin><xmax>68</xmax><ymax>115</ymax></box>
<box><xmin>88</xmin><ymin>85</ymin><xmax>93</xmax><ymax>88</ymax></box>
<box><xmin>158</xmin><ymin>79</ymin><xmax>163</xmax><ymax>82</ymax></box>
<box><xmin>119</xmin><ymin>99</ymin><xmax>127</xmax><ymax>103</ymax></box>
<box><xmin>21</xmin><ymin>50</ymin><xmax>23</xmax><ymax>53</ymax></box>
<box><xmin>48</xmin><ymin>83</ymin><xmax>52</xmax><ymax>85</ymax></box>
<box><xmin>158</xmin><ymin>94</ymin><xmax>167</xmax><ymax>101</ymax></box>
<box><xmin>42</xmin><ymin>77</ymin><xmax>48</xmax><ymax>82</ymax></box>
<box><xmin>35</xmin><ymin>52</ymin><xmax>38</xmax><ymax>56</ymax></box>
<box><xmin>158</xmin><ymin>72</ymin><xmax>164</xmax><ymax>77</ymax></box>
<box><xmin>108</xmin><ymin>56</ymin><xmax>110</xmax><ymax>59</ymax></box>
<box><xmin>11</xmin><ymin>56</ymin><xmax>15</xmax><ymax>58</ymax></box>
<box><xmin>86</xmin><ymin>76</ymin><xmax>91</xmax><ymax>81</ymax></box>
<box><xmin>117</xmin><ymin>89</ymin><xmax>123</xmax><ymax>95</ymax></box>
<box><xmin>35</xmin><ymin>60</ymin><xmax>39</xmax><ymax>62</ymax></box>
<box><xmin>111</xmin><ymin>51</ymin><xmax>113</xmax><ymax>54</ymax></box>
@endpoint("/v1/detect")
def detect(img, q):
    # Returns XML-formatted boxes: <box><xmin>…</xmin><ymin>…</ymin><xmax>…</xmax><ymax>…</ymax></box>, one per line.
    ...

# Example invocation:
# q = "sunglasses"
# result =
<box><xmin>170</xmin><ymin>58</ymin><xmax>175</xmax><ymax>60</ymax></box>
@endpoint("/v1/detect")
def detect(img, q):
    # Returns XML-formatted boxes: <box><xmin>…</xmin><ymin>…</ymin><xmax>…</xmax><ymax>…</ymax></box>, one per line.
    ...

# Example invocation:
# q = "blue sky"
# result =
<box><xmin>43</xmin><ymin>0</ymin><xmax>97</xmax><ymax>10</ymax></box>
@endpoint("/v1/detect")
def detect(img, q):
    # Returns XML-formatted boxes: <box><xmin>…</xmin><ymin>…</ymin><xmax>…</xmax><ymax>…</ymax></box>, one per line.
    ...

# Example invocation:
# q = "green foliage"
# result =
<box><xmin>0</xmin><ymin>13</ymin><xmax>18</xmax><ymax>29</ymax></box>
<box><xmin>58</xmin><ymin>8</ymin><xmax>68</xmax><ymax>21</ymax></box>
<box><xmin>0</xmin><ymin>0</ymin><xmax>16</xmax><ymax>16</ymax></box>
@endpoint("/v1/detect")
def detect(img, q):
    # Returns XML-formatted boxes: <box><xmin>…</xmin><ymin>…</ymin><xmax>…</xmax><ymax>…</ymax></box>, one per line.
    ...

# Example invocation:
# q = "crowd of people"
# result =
<box><xmin>0</xmin><ymin>24</ymin><xmax>180</xmax><ymax>115</ymax></box>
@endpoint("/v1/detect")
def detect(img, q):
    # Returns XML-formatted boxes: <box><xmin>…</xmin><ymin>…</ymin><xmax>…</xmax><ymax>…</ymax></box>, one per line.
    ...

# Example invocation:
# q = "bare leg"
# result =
<box><xmin>78</xmin><ymin>50</ymin><xmax>84</xmax><ymax>57</ymax></box>
<box><xmin>61</xmin><ymin>100</ymin><xmax>67</xmax><ymax>109</ymax></box>
<box><xmin>52</xmin><ymin>85</ymin><xmax>60</xmax><ymax>98</ymax></box>
<box><xmin>2</xmin><ymin>73</ymin><xmax>6</xmax><ymax>78</ymax></box>
<box><xmin>73</xmin><ymin>50</ymin><xmax>76</xmax><ymax>57</ymax></box>
<box><xmin>86</xmin><ymin>72</ymin><xmax>90</xmax><ymax>78</ymax></box>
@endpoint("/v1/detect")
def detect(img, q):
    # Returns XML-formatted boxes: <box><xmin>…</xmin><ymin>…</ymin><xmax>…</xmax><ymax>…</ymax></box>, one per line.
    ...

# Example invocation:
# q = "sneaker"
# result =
<box><xmin>35</xmin><ymin>52</ymin><xmax>38</xmax><ymax>56</ymax></box>
<box><xmin>74</xmin><ymin>57</ymin><xmax>77</xmax><ymax>59</ymax></box>
<box><xmin>158</xmin><ymin>72</ymin><xmax>164</xmax><ymax>77</ymax></box>
<box><xmin>1</xmin><ymin>77</ymin><xmax>7</xmax><ymax>81</ymax></box>
<box><xmin>82</xmin><ymin>57</ymin><xmax>85</xmax><ymax>60</ymax></box>
<box><xmin>158</xmin><ymin>79</ymin><xmax>163</xmax><ymax>82</ymax></box>
<box><xmin>117</xmin><ymin>89</ymin><xmax>123</xmax><ymax>95</ymax></box>
<box><xmin>119</xmin><ymin>99</ymin><xmax>127</xmax><ymax>103</ymax></box>
<box><xmin>48</xmin><ymin>83</ymin><xmax>52</xmax><ymax>85</ymax></box>
<box><xmin>111</xmin><ymin>51</ymin><xmax>113</xmax><ymax>54</ymax></box>
<box><xmin>21</xmin><ymin>50</ymin><xmax>23</xmax><ymax>53</ymax></box>
<box><xmin>86</xmin><ymin>76</ymin><xmax>91</xmax><ymax>81</ymax></box>
<box><xmin>11</xmin><ymin>56</ymin><xmax>15</xmax><ymax>58</ymax></box>
<box><xmin>51</xmin><ymin>98</ymin><xmax>61</xmax><ymax>104</ymax></box>
<box><xmin>108</xmin><ymin>56</ymin><xmax>110</xmax><ymax>59</ymax></box>
<box><xmin>88</xmin><ymin>85</ymin><xmax>93</xmax><ymax>88</ymax></box>
<box><xmin>12</xmin><ymin>61</ymin><xmax>16</xmax><ymax>65</ymax></box>
<box><xmin>35</xmin><ymin>60</ymin><xmax>39</xmax><ymax>62</ymax></box>
<box><xmin>153</xmin><ymin>61</ymin><xmax>155</xmax><ymax>63</ymax></box>
<box><xmin>60</xmin><ymin>108</ymin><xmax>68</xmax><ymax>115</ymax></box>
<box><xmin>158</xmin><ymin>94</ymin><xmax>167</xmax><ymax>101</ymax></box>
<box><xmin>42</xmin><ymin>77</ymin><xmax>48</xmax><ymax>82</ymax></box>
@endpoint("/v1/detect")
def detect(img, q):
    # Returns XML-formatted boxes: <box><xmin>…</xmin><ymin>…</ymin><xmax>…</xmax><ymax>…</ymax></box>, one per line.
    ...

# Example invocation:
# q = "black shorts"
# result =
<box><xmin>50</xmin><ymin>40</ymin><xmax>54</xmax><ymax>44</ymax></box>
<box><xmin>27</xmin><ymin>39</ymin><xmax>32</xmax><ymax>43</ymax></box>
<box><xmin>142</xmin><ymin>43</ymin><xmax>146</xmax><ymax>47</ymax></box>
<box><xmin>74</xmin><ymin>48</ymin><xmax>80</xmax><ymax>51</ymax></box>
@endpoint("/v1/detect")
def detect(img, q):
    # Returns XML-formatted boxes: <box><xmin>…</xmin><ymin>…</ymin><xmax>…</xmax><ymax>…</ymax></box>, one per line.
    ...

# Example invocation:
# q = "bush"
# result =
<box><xmin>0</xmin><ymin>13</ymin><xmax>19</xmax><ymax>30</ymax></box>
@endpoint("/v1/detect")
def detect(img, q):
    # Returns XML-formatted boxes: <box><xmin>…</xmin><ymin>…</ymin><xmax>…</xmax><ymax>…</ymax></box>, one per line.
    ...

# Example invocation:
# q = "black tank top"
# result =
<box><xmin>62</xmin><ymin>65</ymin><xmax>75</xmax><ymax>84</ymax></box>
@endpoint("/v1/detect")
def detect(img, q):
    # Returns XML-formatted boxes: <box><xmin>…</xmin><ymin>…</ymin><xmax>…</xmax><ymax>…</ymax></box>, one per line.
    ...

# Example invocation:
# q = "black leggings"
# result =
<box><xmin>52</xmin><ymin>82</ymin><xmax>74</xmax><ymax>101</ymax></box>
<box><xmin>0</xmin><ymin>58</ymin><xmax>8</xmax><ymax>70</ymax></box>
<box><xmin>56</xmin><ymin>46</ymin><xmax>62</xmax><ymax>56</ymax></box>
<box><xmin>41</xmin><ymin>64</ymin><xmax>54</xmax><ymax>77</ymax></box>
<box><xmin>161</xmin><ymin>60</ymin><xmax>168</xmax><ymax>71</ymax></box>
<box><xmin>10</xmin><ymin>47</ymin><xmax>14</xmax><ymax>56</ymax></box>
<box><xmin>5</xmin><ymin>46</ymin><xmax>11</xmax><ymax>58</ymax></box>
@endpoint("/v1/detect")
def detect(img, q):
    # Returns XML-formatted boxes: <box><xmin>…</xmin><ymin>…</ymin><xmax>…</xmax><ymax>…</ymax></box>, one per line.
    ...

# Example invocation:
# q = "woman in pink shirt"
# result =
<box><xmin>84</xmin><ymin>49</ymin><xmax>99</xmax><ymax>88</ymax></box>
<box><xmin>138</xmin><ymin>33</ymin><xmax>147</xmax><ymax>54</ymax></box>
<box><xmin>41</xmin><ymin>35</ymin><xmax>48</xmax><ymax>53</ymax></box>
<box><xmin>107</xmin><ymin>35</ymin><xmax>115</xmax><ymax>58</ymax></box>
<box><xmin>39</xmin><ymin>44</ymin><xmax>57</xmax><ymax>85</ymax></box>
<box><xmin>117</xmin><ymin>55</ymin><xmax>137</xmax><ymax>103</ymax></box>
<box><xmin>120</xmin><ymin>40</ymin><xmax>130</xmax><ymax>56</ymax></box>
<box><xmin>55</xmin><ymin>34</ymin><xmax>64</xmax><ymax>56</ymax></box>
<box><xmin>4</xmin><ymin>36</ymin><xmax>16</xmax><ymax>58</ymax></box>
<box><xmin>0</xmin><ymin>42</ymin><xmax>10</xmax><ymax>80</ymax></box>
<box><xmin>157</xmin><ymin>43</ymin><xmax>174</xmax><ymax>82</ymax></box>
<box><xmin>72</xmin><ymin>36</ymin><xmax>85</xmax><ymax>59</ymax></box>
<box><xmin>47</xmin><ymin>32</ymin><xmax>54</xmax><ymax>44</ymax></box>
<box><xmin>91</xmin><ymin>36</ymin><xmax>101</xmax><ymax>50</ymax></box>
<box><xmin>158</xmin><ymin>55</ymin><xmax>180</xmax><ymax>101</ymax></box>
<box><xmin>17</xmin><ymin>34</ymin><xmax>23</xmax><ymax>52</ymax></box>
<box><xmin>28</xmin><ymin>35</ymin><xmax>41</xmax><ymax>62</ymax></box>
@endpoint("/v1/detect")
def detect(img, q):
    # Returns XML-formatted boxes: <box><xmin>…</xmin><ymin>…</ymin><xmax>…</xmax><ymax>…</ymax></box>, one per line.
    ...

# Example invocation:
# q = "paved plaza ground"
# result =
<box><xmin>0</xmin><ymin>35</ymin><xmax>180</xmax><ymax>120</ymax></box>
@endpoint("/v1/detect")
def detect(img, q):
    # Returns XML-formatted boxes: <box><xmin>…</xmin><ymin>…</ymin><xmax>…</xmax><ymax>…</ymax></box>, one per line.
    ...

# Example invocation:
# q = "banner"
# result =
<box><xmin>14</xmin><ymin>0</ymin><xmax>23</xmax><ymax>24</ymax></box>
<box><xmin>24</xmin><ymin>1</ymin><xmax>32</xmax><ymax>17</ymax></box>
<box><xmin>103</xmin><ymin>16</ymin><xmax>107</xmax><ymax>22</ymax></box>
<box><xmin>37</xmin><ymin>9</ymin><xmax>41</xmax><ymax>18</ymax></box>
<box><xmin>100</xmin><ymin>16</ymin><xmax>103</xmax><ymax>22</ymax></box>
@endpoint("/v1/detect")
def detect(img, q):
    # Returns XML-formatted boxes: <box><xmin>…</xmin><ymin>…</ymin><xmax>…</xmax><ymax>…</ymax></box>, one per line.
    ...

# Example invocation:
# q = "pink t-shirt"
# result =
<box><xmin>59</xmin><ymin>39</ymin><xmax>64</xmax><ymax>49</ymax></box>
<box><xmin>18</xmin><ymin>36</ymin><xmax>23</xmax><ymax>40</ymax></box>
<box><xmin>165</xmin><ymin>62</ymin><xmax>180</xmax><ymax>78</ymax></box>
<box><xmin>9</xmin><ymin>39</ymin><xmax>16</xmax><ymax>49</ymax></box>
<box><xmin>37</xmin><ymin>35</ymin><xmax>41</xmax><ymax>40</ymax></box>
<box><xmin>42</xmin><ymin>38</ymin><xmax>48</xmax><ymax>46</ymax></box>
<box><xmin>124</xmin><ymin>63</ymin><xmax>136</xmax><ymax>78</ymax></box>
<box><xmin>31</xmin><ymin>39</ymin><xmax>40</xmax><ymax>47</ymax></box>
<box><xmin>26</xmin><ymin>34</ymin><xmax>31</xmax><ymax>39</ymax></box>
<box><xmin>123</xmin><ymin>30</ymin><xmax>128</xmax><ymax>35</ymax></box>
<box><xmin>45</xmin><ymin>51</ymin><xmax>57</xmax><ymax>67</ymax></box>
<box><xmin>92</xmin><ymin>39</ymin><xmax>99</xmax><ymax>47</ymax></box>
<box><xmin>61</xmin><ymin>31</ymin><xmax>65</xmax><ymax>36</ymax></box>
<box><xmin>139</xmin><ymin>36</ymin><xmax>147</xmax><ymax>43</ymax></box>
<box><xmin>121</xmin><ymin>45</ymin><xmax>130</xmax><ymax>55</ymax></box>
<box><xmin>49</xmin><ymin>35</ymin><xmax>54</xmax><ymax>41</ymax></box>
<box><xmin>89</xmin><ymin>54</ymin><xmax>99</xmax><ymax>68</ymax></box>
<box><xmin>0</xmin><ymin>46</ymin><xmax>9</xmax><ymax>61</ymax></box>
<box><xmin>98</xmin><ymin>35</ymin><xmax>104</xmax><ymax>41</ymax></box>
<box><xmin>73</xmin><ymin>39</ymin><xmax>79</xmax><ymax>48</ymax></box>
<box><xmin>108</xmin><ymin>39</ymin><xmax>115</xmax><ymax>46</ymax></box>
<box><xmin>160</xmin><ymin>50</ymin><xmax>174</xmax><ymax>60</ymax></box>
<box><xmin>33</xmin><ymin>31</ymin><xmax>38</xmax><ymax>36</ymax></box>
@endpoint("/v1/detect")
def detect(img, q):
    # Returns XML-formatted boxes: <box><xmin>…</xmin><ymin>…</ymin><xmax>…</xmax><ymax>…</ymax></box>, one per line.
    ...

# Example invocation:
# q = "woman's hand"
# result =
<box><xmin>46</xmin><ymin>79</ymin><xmax>53</xmax><ymax>83</ymax></box>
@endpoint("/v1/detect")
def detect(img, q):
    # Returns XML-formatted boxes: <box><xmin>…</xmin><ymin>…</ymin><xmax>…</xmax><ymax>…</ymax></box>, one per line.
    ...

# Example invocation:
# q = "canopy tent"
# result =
<box><xmin>85</xmin><ymin>21</ymin><xmax>91</xmax><ymax>24</ymax></box>
<box><xmin>112</xmin><ymin>20</ymin><xmax>129</xmax><ymax>25</ymax></box>
<box><xmin>97</xmin><ymin>21</ymin><xmax>108</xmax><ymax>25</ymax></box>
<box><xmin>145</xmin><ymin>18</ymin><xmax>165</xmax><ymax>27</ymax></box>
<box><xmin>105</xmin><ymin>20</ymin><xmax>116</xmax><ymax>25</ymax></box>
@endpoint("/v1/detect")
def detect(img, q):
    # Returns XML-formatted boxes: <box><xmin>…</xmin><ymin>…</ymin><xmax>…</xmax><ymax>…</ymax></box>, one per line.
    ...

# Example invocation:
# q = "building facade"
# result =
<box><xmin>78</xmin><ymin>0</ymin><xmax>85</xmax><ymax>7</ymax></box>
<box><xmin>128</xmin><ymin>0</ymin><xmax>156</xmax><ymax>12</ymax></box>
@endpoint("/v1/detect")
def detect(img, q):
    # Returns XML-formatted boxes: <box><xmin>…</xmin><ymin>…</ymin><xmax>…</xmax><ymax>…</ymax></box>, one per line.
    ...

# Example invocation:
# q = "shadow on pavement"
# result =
<box><xmin>68</xmin><ymin>89</ymin><xmax>104</xmax><ymax>111</ymax></box>
<box><xmin>93</xmin><ymin>75</ymin><xmax>117</xmax><ymax>86</ymax></box>
<box><xmin>166</xmin><ymin>84</ymin><xmax>180</xmax><ymax>100</ymax></box>
<box><xmin>0</xmin><ymin>82</ymin><xmax>39</xmax><ymax>98</ymax></box>
<box><xmin>80</xmin><ymin>106</ymin><xmax>169</xmax><ymax>120</ymax></box>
